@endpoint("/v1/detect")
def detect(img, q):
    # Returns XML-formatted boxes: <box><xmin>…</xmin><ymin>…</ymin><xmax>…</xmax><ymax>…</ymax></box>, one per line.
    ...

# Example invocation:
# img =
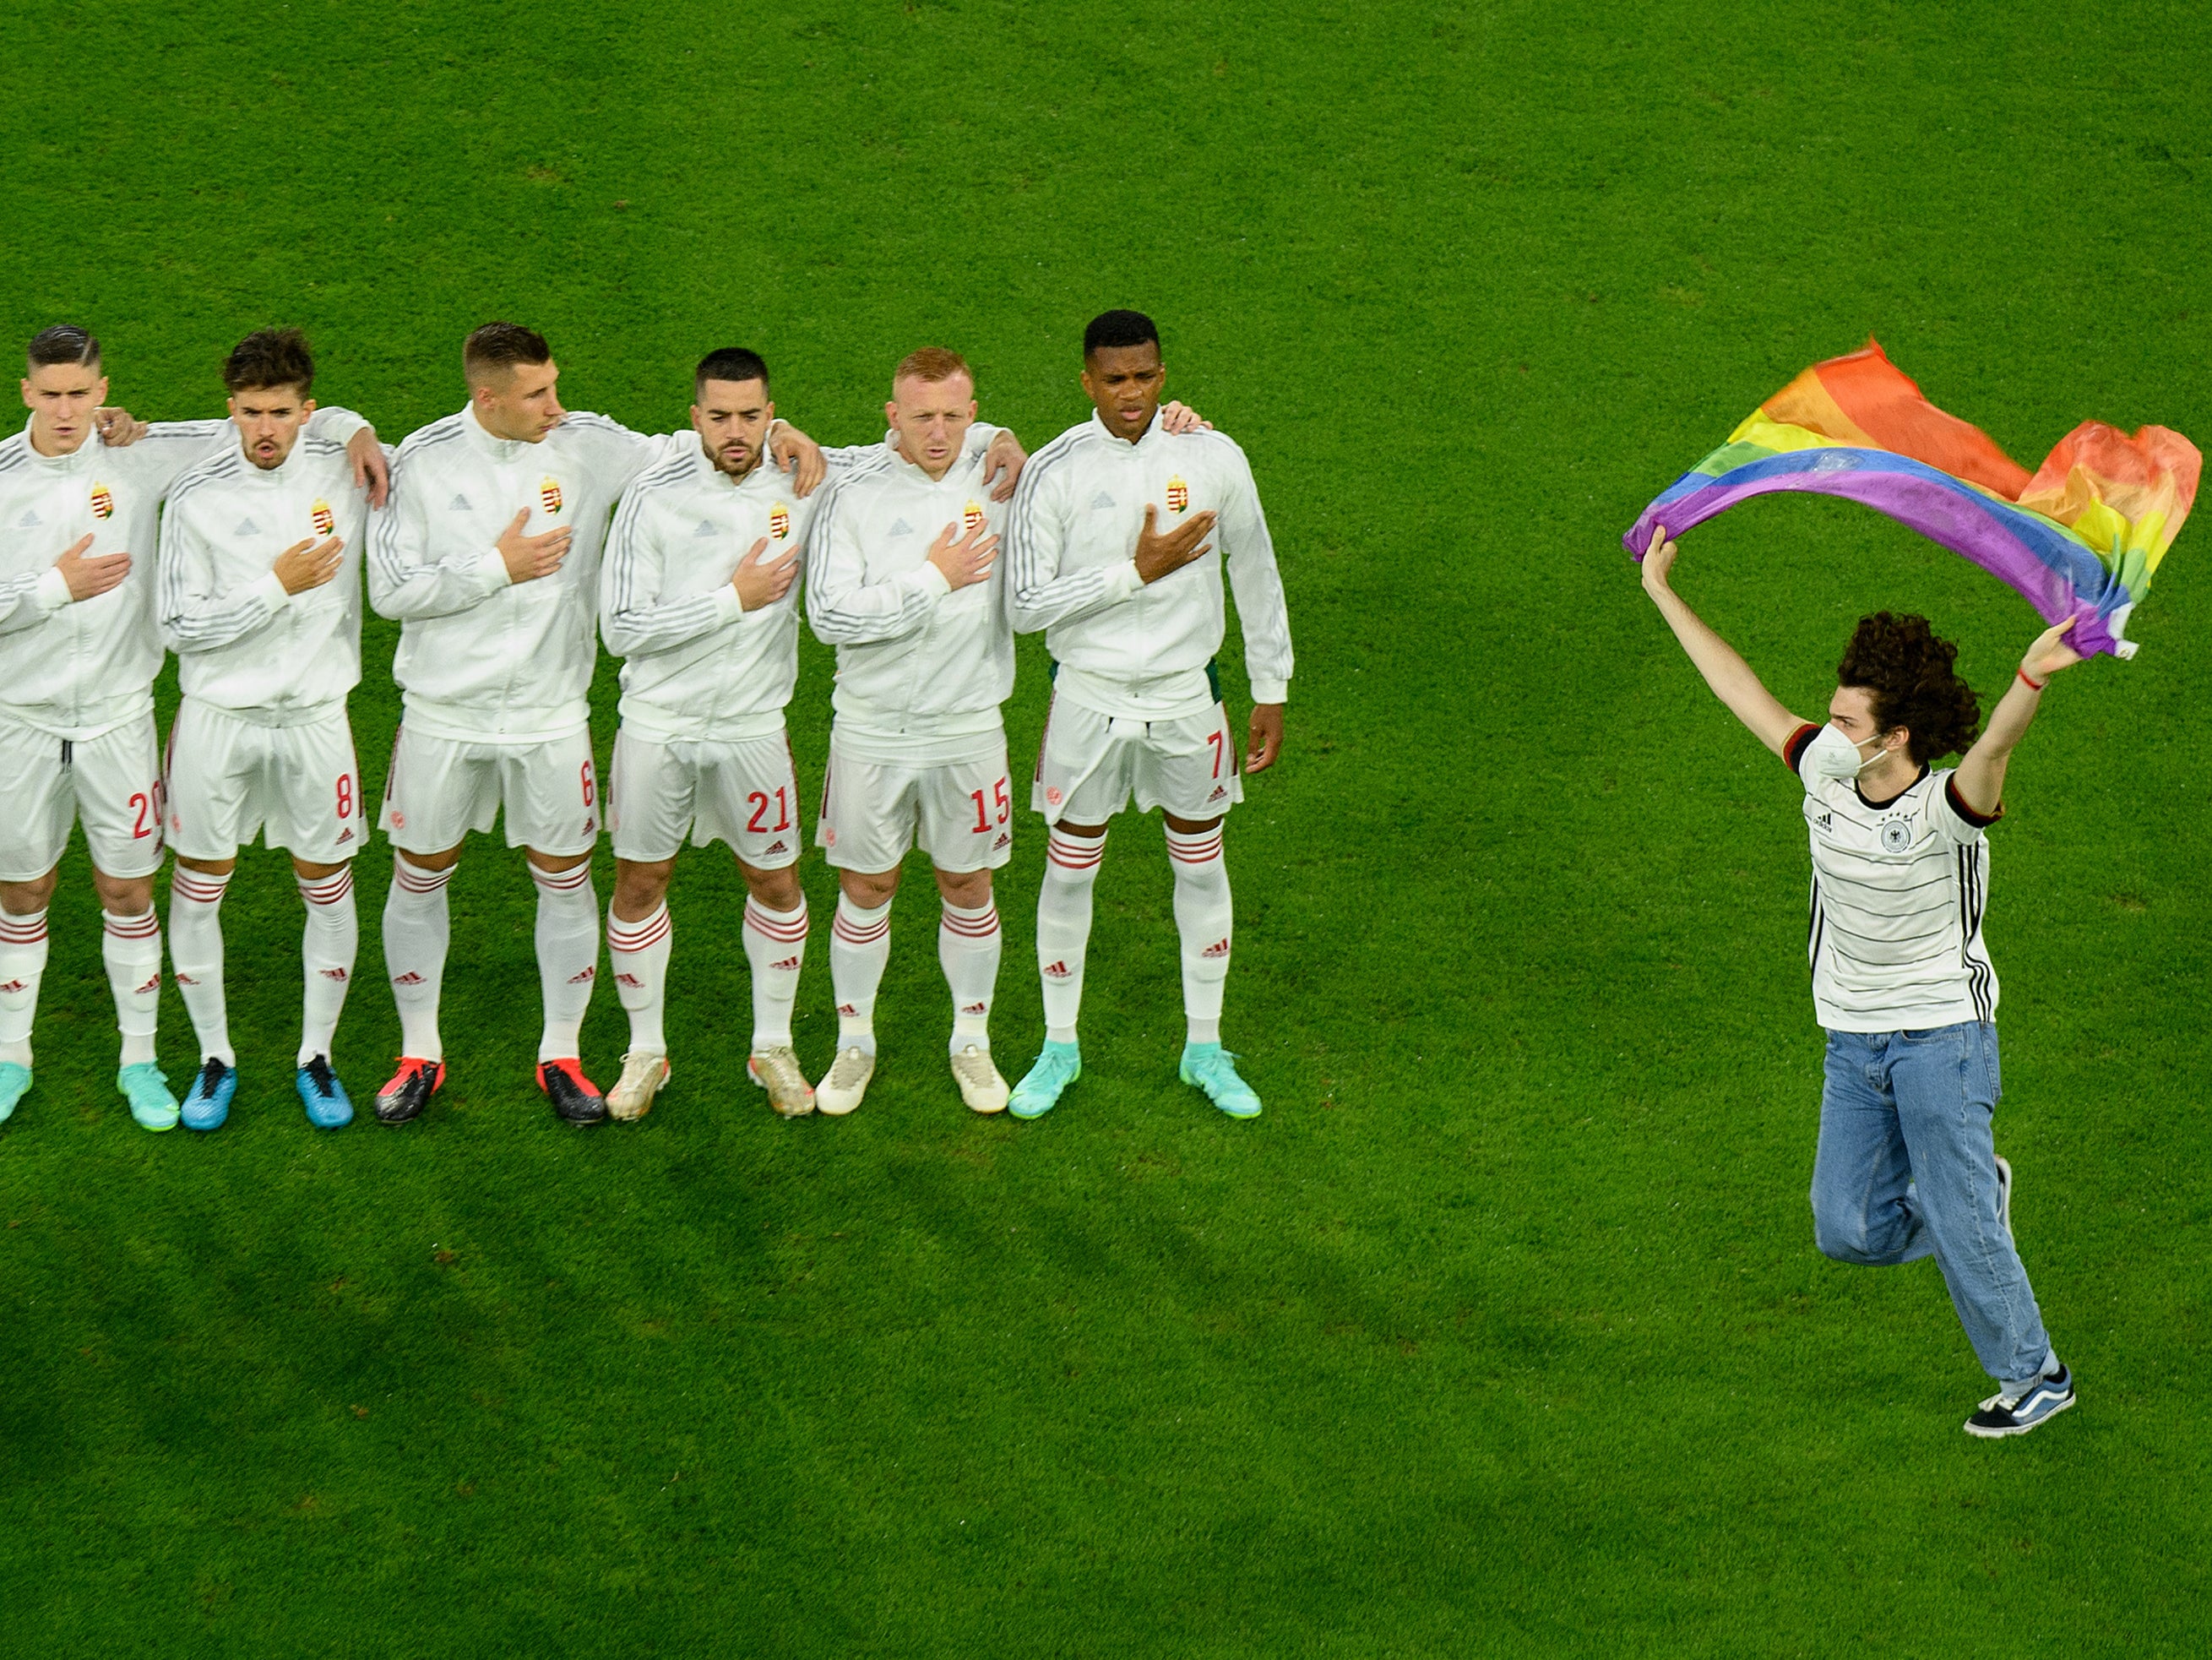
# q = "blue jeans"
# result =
<box><xmin>1812</xmin><ymin>1022</ymin><xmax>2053</xmax><ymax>1391</ymax></box>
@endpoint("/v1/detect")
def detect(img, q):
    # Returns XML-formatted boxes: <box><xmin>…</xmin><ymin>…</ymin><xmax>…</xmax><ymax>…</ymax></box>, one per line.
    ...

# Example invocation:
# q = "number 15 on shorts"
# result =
<box><xmin>970</xmin><ymin>776</ymin><xmax>1010</xmax><ymax>833</ymax></box>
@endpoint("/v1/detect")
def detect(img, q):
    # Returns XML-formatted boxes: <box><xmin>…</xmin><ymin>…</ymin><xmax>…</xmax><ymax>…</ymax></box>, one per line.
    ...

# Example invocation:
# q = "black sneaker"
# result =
<box><xmin>1965</xmin><ymin>1364</ymin><xmax>2075</xmax><ymax>1439</ymax></box>
<box><xmin>375</xmin><ymin>1057</ymin><xmax>445</xmax><ymax>1125</ymax></box>
<box><xmin>536</xmin><ymin>1058</ymin><xmax>606</xmax><ymax>1124</ymax></box>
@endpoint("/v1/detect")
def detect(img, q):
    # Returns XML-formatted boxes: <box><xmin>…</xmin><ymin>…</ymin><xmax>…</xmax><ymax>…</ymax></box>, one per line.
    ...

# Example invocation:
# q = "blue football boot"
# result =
<box><xmin>119</xmin><ymin>1062</ymin><xmax>182</xmax><ymax>1131</ymax></box>
<box><xmin>0</xmin><ymin>1060</ymin><xmax>30</xmax><ymax>1124</ymax></box>
<box><xmin>1179</xmin><ymin>1043</ymin><xmax>1261</xmax><ymax>1118</ymax></box>
<box><xmin>1008</xmin><ymin>1041</ymin><xmax>1080</xmax><ymax>1120</ymax></box>
<box><xmin>180</xmin><ymin>1058</ymin><xmax>237</xmax><ymax>1131</ymax></box>
<box><xmin>296</xmin><ymin>1055</ymin><xmax>354</xmax><ymax>1128</ymax></box>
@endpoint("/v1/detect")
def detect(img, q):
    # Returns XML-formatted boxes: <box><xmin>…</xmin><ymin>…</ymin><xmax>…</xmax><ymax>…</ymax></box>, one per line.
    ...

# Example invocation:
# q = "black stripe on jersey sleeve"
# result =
<box><xmin>1784</xmin><ymin>722</ymin><xmax>1823</xmax><ymax>780</ymax></box>
<box><xmin>1943</xmin><ymin>775</ymin><xmax>2003</xmax><ymax>830</ymax></box>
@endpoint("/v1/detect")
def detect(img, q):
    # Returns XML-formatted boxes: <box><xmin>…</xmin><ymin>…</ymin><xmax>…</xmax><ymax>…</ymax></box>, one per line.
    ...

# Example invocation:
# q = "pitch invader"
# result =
<box><xmin>0</xmin><ymin>325</ymin><xmax>383</xmax><ymax>1130</ymax></box>
<box><xmin>156</xmin><ymin>330</ymin><xmax>385</xmax><ymax>1130</ymax></box>
<box><xmin>599</xmin><ymin>348</ymin><xmax>1027</xmax><ymax>1120</ymax></box>
<box><xmin>368</xmin><ymin>323</ymin><xmax>829</xmax><ymax>1126</ymax></box>
<box><xmin>1004</xmin><ymin>311</ymin><xmax>1293</xmax><ymax>1119</ymax></box>
<box><xmin>802</xmin><ymin>348</ymin><xmax>1033</xmax><ymax>1116</ymax></box>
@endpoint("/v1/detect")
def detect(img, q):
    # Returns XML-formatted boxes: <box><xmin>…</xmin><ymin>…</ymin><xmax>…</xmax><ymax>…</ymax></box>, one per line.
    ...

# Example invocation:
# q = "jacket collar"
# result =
<box><xmin>462</xmin><ymin>402</ymin><xmax>549</xmax><ymax>464</ymax></box>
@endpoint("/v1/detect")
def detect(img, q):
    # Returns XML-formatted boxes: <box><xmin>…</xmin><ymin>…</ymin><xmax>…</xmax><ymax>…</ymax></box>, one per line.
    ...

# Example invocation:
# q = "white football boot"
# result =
<box><xmin>606</xmin><ymin>1050</ymin><xmax>671</xmax><ymax>1122</ymax></box>
<box><xmin>950</xmin><ymin>1044</ymin><xmax>1008</xmax><ymax>1113</ymax></box>
<box><xmin>815</xmin><ymin>1046</ymin><xmax>876</xmax><ymax>1116</ymax></box>
<box><xmin>747</xmin><ymin>1046</ymin><xmax>816</xmax><ymax>1118</ymax></box>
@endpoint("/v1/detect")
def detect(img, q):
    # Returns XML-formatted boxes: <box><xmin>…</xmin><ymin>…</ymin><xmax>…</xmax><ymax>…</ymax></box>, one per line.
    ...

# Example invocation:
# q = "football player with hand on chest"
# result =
<box><xmin>156</xmin><ymin>329</ymin><xmax>387</xmax><ymax>1131</ymax></box>
<box><xmin>1003</xmin><ymin>310</ymin><xmax>1293</xmax><ymax>1121</ymax></box>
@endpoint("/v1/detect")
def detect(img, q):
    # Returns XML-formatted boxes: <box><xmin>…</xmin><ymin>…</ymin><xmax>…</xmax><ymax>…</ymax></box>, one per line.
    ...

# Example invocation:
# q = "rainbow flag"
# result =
<box><xmin>1624</xmin><ymin>340</ymin><xmax>2199</xmax><ymax>659</ymax></box>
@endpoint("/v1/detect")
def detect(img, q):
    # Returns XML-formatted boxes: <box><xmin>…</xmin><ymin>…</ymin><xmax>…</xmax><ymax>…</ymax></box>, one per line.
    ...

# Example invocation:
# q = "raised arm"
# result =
<box><xmin>1949</xmin><ymin>618</ymin><xmax>2084</xmax><ymax>818</ymax></box>
<box><xmin>1639</xmin><ymin>526</ymin><xmax>1803</xmax><ymax>756</ymax></box>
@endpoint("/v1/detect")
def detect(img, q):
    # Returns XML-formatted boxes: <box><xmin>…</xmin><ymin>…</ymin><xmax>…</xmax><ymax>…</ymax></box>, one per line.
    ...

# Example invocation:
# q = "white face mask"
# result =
<box><xmin>1807</xmin><ymin>722</ymin><xmax>1895</xmax><ymax>781</ymax></box>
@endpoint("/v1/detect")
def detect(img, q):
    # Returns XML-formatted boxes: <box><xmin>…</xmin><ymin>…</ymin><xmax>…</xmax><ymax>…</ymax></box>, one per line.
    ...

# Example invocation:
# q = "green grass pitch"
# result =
<box><xmin>2</xmin><ymin>1</ymin><xmax>2208</xmax><ymax>1652</ymax></box>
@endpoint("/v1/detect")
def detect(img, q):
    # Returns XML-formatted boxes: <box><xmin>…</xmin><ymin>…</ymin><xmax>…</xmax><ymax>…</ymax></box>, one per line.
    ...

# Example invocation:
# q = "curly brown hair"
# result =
<box><xmin>1836</xmin><ymin>612</ymin><xmax>1981</xmax><ymax>764</ymax></box>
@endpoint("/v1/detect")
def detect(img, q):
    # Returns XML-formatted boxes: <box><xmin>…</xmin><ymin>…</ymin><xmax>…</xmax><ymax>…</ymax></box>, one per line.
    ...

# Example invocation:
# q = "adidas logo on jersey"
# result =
<box><xmin>1042</xmin><ymin>960</ymin><xmax>1072</xmax><ymax>979</ymax></box>
<box><xmin>693</xmin><ymin>520</ymin><xmax>717</xmax><ymax>537</ymax></box>
<box><xmin>17</xmin><ymin>509</ymin><xmax>41</xmax><ymax>527</ymax></box>
<box><xmin>889</xmin><ymin>517</ymin><xmax>914</xmax><ymax>536</ymax></box>
<box><xmin>567</xmin><ymin>966</ymin><xmax>595</xmax><ymax>984</ymax></box>
<box><xmin>337</xmin><ymin>827</ymin><xmax>355</xmax><ymax>844</ymax></box>
<box><xmin>1812</xmin><ymin>812</ymin><xmax>1833</xmax><ymax>830</ymax></box>
<box><xmin>392</xmin><ymin>971</ymin><xmax>426</xmax><ymax>986</ymax></box>
<box><xmin>1090</xmin><ymin>492</ymin><xmax>1116</xmax><ymax>510</ymax></box>
<box><xmin>1207</xmin><ymin>785</ymin><xmax>1228</xmax><ymax>802</ymax></box>
<box><xmin>992</xmin><ymin>832</ymin><xmax>1011</xmax><ymax>851</ymax></box>
<box><xmin>447</xmin><ymin>493</ymin><xmax>472</xmax><ymax>511</ymax></box>
<box><xmin>234</xmin><ymin>518</ymin><xmax>260</xmax><ymax>536</ymax></box>
<box><xmin>1200</xmin><ymin>939</ymin><xmax>1231</xmax><ymax>959</ymax></box>
<box><xmin>763</xmin><ymin>840</ymin><xmax>789</xmax><ymax>856</ymax></box>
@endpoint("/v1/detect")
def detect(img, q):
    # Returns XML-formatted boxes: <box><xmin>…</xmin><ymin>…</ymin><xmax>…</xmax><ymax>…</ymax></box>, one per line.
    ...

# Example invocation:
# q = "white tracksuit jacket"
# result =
<box><xmin>369</xmin><ymin>405</ymin><xmax>707</xmax><ymax>743</ymax></box>
<box><xmin>157</xmin><ymin>431</ymin><xmax>383</xmax><ymax>719</ymax></box>
<box><xmin>601</xmin><ymin>426</ymin><xmax>1001</xmax><ymax>745</ymax></box>
<box><xmin>0</xmin><ymin>408</ymin><xmax>368</xmax><ymax>739</ymax></box>
<box><xmin>805</xmin><ymin>429</ymin><xmax>1013</xmax><ymax>748</ymax></box>
<box><xmin>1006</xmin><ymin>411</ymin><xmax>1292</xmax><ymax>721</ymax></box>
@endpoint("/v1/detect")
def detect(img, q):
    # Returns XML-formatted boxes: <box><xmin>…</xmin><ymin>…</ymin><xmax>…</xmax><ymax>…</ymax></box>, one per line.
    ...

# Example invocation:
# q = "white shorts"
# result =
<box><xmin>818</xmin><ymin>732</ymin><xmax>1013</xmax><ymax>874</ymax></box>
<box><xmin>1031</xmin><ymin>696</ymin><xmax>1243</xmax><ymax>826</ymax></box>
<box><xmin>379</xmin><ymin>724</ymin><xmax>600</xmax><ymax>857</ymax></box>
<box><xmin>164</xmin><ymin>699</ymin><xmax>365</xmax><ymax>864</ymax></box>
<box><xmin>0</xmin><ymin>708</ymin><xmax>165</xmax><ymax>882</ymax></box>
<box><xmin>609</xmin><ymin>727</ymin><xmax>802</xmax><ymax>868</ymax></box>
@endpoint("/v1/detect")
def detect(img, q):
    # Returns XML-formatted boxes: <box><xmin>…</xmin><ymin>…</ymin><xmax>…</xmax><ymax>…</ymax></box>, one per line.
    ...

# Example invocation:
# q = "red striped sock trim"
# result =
<box><xmin>394</xmin><ymin>859</ymin><xmax>454</xmax><ymax>894</ymax></box>
<box><xmin>744</xmin><ymin>902</ymin><xmax>810</xmax><ymax>944</ymax></box>
<box><xmin>832</xmin><ymin>916</ymin><xmax>891</xmax><ymax>946</ymax></box>
<box><xmin>609</xmin><ymin>912</ymin><xmax>672</xmax><ymax>954</ymax></box>
<box><xmin>940</xmin><ymin>907</ymin><xmax>1001</xmax><ymax>938</ymax></box>
<box><xmin>103</xmin><ymin>911</ymin><xmax>161</xmax><ymax>940</ymax></box>
<box><xmin>1046</xmin><ymin>832</ymin><xmax>1107</xmax><ymax>870</ymax></box>
<box><xmin>299</xmin><ymin>868</ymin><xmax>355</xmax><ymax>906</ymax></box>
<box><xmin>172</xmin><ymin>871</ymin><xmax>231</xmax><ymax>903</ymax></box>
<box><xmin>530</xmin><ymin>864</ymin><xmax>595</xmax><ymax>894</ymax></box>
<box><xmin>0</xmin><ymin>913</ymin><xmax>48</xmax><ymax>945</ymax></box>
<box><xmin>1167</xmin><ymin>841</ymin><xmax>1224</xmax><ymax>864</ymax></box>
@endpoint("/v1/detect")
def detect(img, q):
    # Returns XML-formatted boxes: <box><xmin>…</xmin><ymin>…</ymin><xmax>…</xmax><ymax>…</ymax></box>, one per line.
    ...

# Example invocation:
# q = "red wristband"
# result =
<box><xmin>2016</xmin><ymin>667</ymin><xmax>2047</xmax><ymax>693</ymax></box>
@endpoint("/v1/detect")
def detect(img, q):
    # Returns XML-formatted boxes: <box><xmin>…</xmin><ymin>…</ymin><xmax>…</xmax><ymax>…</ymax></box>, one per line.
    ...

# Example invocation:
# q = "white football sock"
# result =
<box><xmin>101</xmin><ymin>906</ymin><xmax>163</xmax><ymax>1067</ymax></box>
<box><xmin>0</xmin><ymin>906</ymin><xmax>49</xmax><ymax>1068</ymax></box>
<box><xmin>743</xmin><ymin>895</ymin><xmax>808</xmax><ymax>1051</ymax></box>
<box><xmin>939</xmin><ymin>897</ymin><xmax>1000</xmax><ymax>1052</ymax></box>
<box><xmin>167</xmin><ymin>866</ymin><xmax>233</xmax><ymax>1066</ymax></box>
<box><xmin>608</xmin><ymin>901</ymin><xmax>672</xmax><ymax>1056</ymax></box>
<box><xmin>531</xmin><ymin>861</ymin><xmax>600</xmax><ymax>1062</ymax></box>
<box><xmin>1167</xmin><ymin>824</ymin><xmax>1231</xmax><ymax>1047</ymax></box>
<box><xmin>383</xmin><ymin>855</ymin><xmax>453</xmax><ymax>1061</ymax></box>
<box><xmin>1037</xmin><ymin>828</ymin><xmax>1106</xmax><ymax>1044</ymax></box>
<box><xmin>829</xmin><ymin>894</ymin><xmax>892</xmax><ymax>1055</ymax></box>
<box><xmin>297</xmin><ymin>865</ymin><xmax>357</xmax><ymax>1065</ymax></box>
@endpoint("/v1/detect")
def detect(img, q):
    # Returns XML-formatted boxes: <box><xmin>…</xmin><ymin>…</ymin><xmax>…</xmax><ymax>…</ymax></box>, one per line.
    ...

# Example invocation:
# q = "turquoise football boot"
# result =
<box><xmin>296</xmin><ymin>1056</ymin><xmax>354</xmax><ymax>1129</ymax></box>
<box><xmin>1179</xmin><ymin>1043</ymin><xmax>1261</xmax><ymax>1118</ymax></box>
<box><xmin>180</xmin><ymin>1058</ymin><xmax>237</xmax><ymax>1131</ymax></box>
<box><xmin>0</xmin><ymin>1061</ymin><xmax>30</xmax><ymax>1124</ymax></box>
<box><xmin>1008</xmin><ymin>1041</ymin><xmax>1081</xmax><ymax>1120</ymax></box>
<box><xmin>118</xmin><ymin>1062</ymin><xmax>181</xmax><ymax>1131</ymax></box>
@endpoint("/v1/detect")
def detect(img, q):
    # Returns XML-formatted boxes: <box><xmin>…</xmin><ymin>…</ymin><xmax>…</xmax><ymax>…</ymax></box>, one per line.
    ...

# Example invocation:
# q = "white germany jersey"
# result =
<box><xmin>1784</xmin><ymin>723</ymin><xmax>2000</xmax><ymax>1033</ymax></box>
<box><xmin>1007</xmin><ymin>410</ymin><xmax>1291</xmax><ymax>722</ymax></box>
<box><xmin>0</xmin><ymin>407</ymin><xmax>367</xmax><ymax>739</ymax></box>
<box><xmin>599</xmin><ymin>440</ymin><xmax>827</xmax><ymax>743</ymax></box>
<box><xmin>369</xmin><ymin>405</ymin><xmax>694</xmax><ymax>743</ymax></box>
<box><xmin>157</xmin><ymin>432</ymin><xmax>378</xmax><ymax>717</ymax></box>
<box><xmin>805</xmin><ymin>427</ymin><xmax>1013</xmax><ymax>753</ymax></box>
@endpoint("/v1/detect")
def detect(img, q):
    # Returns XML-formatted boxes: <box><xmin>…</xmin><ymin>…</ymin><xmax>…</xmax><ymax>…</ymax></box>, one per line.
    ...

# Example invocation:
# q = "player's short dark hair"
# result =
<box><xmin>694</xmin><ymin>347</ymin><xmax>770</xmax><ymax>398</ymax></box>
<box><xmin>223</xmin><ymin>328</ymin><xmax>315</xmax><ymax>396</ymax></box>
<box><xmin>1083</xmin><ymin>310</ymin><xmax>1160</xmax><ymax>358</ymax></box>
<box><xmin>893</xmin><ymin>347</ymin><xmax>971</xmax><ymax>390</ymax></box>
<box><xmin>1837</xmin><ymin>612</ymin><xmax>1983</xmax><ymax>764</ymax></box>
<box><xmin>27</xmin><ymin>324</ymin><xmax>101</xmax><ymax>373</ymax></box>
<box><xmin>464</xmin><ymin>322</ymin><xmax>553</xmax><ymax>385</ymax></box>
